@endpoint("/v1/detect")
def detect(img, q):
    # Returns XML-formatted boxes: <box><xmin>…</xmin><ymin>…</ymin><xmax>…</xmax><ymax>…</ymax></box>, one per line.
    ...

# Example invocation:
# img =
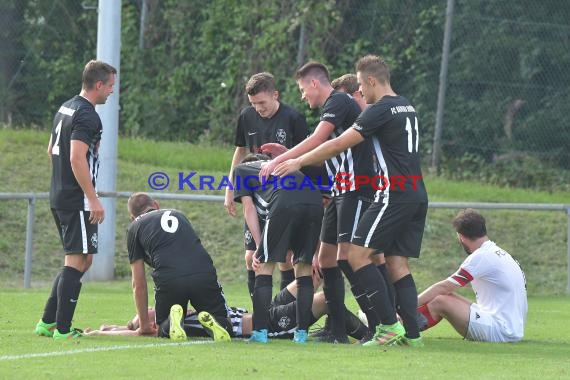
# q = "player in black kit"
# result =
<box><xmin>233</xmin><ymin>154</ymin><xmax>323</xmax><ymax>343</ymax></box>
<box><xmin>274</xmin><ymin>55</ymin><xmax>429</xmax><ymax>348</ymax></box>
<box><xmin>126</xmin><ymin>192</ymin><xmax>232</xmax><ymax>341</ymax></box>
<box><xmin>224</xmin><ymin>72</ymin><xmax>309</xmax><ymax>297</ymax></box>
<box><xmin>261</xmin><ymin>62</ymin><xmax>378</xmax><ymax>344</ymax></box>
<box><xmin>35</xmin><ymin>60</ymin><xmax>117</xmax><ymax>340</ymax></box>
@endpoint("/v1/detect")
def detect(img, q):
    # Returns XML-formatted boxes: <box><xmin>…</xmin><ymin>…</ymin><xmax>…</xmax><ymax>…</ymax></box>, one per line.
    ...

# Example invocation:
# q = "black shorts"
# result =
<box><xmin>51</xmin><ymin>209</ymin><xmax>98</xmax><ymax>254</ymax></box>
<box><xmin>243</xmin><ymin>221</ymin><xmax>258</xmax><ymax>251</ymax></box>
<box><xmin>154</xmin><ymin>272</ymin><xmax>230</xmax><ymax>333</ymax></box>
<box><xmin>267</xmin><ymin>301</ymin><xmax>297</xmax><ymax>338</ymax></box>
<box><xmin>255</xmin><ymin>204</ymin><xmax>323</xmax><ymax>265</ymax></box>
<box><xmin>351</xmin><ymin>201</ymin><xmax>427</xmax><ymax>258</ymax></box>
<box><xmin>320</xmin><ymin>192</ymin><xmax>372</xmax><ymax>245</ymax></box>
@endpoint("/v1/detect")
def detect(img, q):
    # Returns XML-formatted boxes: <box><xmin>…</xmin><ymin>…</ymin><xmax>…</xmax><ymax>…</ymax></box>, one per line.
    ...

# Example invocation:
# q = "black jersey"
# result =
<box><xmin>232</xmin><ymin>160</ymin><xmax>323</xmax><ymax>220</ymax></box>
<box><xmin>352</xmin><ymin>95</ymin><xmax>428</xmax><ymax>203</ymax></box>
<box><xmin>127</xmin><ymin>209</ymin><xmax>217</xmax><ymax>286</ymax></box>
<box><xmin>49</xmin><ymin>95</ymin><xmax>102</xmax><ymax>210</ymax></box>
<box><xmin>234</xmin><ymin>102</ymin><xmax>308</xmax><ymax>153</ymax></box>
<box><xmin>320</xmin><ymin>91</ymin><xmax>376</xmax><ymax>197</ymax></box>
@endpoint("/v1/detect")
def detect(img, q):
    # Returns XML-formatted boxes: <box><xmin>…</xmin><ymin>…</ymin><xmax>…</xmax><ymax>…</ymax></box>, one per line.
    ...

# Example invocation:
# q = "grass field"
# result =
<box><xmin>1</xmin><ymin>282</ymin><xmax>569</xmax><ymax>379</ymax></box>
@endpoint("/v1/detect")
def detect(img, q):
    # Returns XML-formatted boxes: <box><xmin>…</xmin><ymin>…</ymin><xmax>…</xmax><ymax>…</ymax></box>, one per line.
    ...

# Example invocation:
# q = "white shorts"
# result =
<box><xmin>465</xmin><ymin>304</ymin><xmax>520</xmax><ymax>343</ymax></box>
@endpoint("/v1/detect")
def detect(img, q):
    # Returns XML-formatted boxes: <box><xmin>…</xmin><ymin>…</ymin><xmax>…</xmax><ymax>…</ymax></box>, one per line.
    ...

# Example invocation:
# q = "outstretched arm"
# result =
<box><xmin>417</xmin><ymin>279</ymin><xmax>460</xmax><ymax>306</ymax></box>
<box><xmin>131</xmin><ymin>260</ymin><xmax>157</xmax><ymax>336</ymax></box>
<box><xmin>225</xmin><ymin>146</ymin><xmax>248</xmax><ymax>217</ymax></box>
<box><xmin>273</xmin><ymin>128</ymin><xmax>364</xmax><ymax>177</ymax></box>
<box><xmin>259</xmin><ymin>121</ymin><xmax>335</xmax><ymax>178</ymax></box>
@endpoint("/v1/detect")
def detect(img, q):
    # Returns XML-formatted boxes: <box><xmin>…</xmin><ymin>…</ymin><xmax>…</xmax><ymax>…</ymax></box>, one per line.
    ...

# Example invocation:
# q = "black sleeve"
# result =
<box><xmin>233</xmin><ymin>164</ymin><xmax>257</xmax><ymax>203</ymax></box>
<box><xmin>320</xmin><ymin>93</ymin><xmax>351</xmax><ymax>129</ymax></box>
<box><xmin>127</xmin><ymin>222</ymin><xmax>145</xmax><ymax>263</ymax></box>
<box><xmin>234</xmin><ymin>108</ymin><xmax>248</xmax><ymax>147</ymax></box>
<box><xmin>352</xmin><ymin>102</ymin><xmax>391</xmax><ymax>138</ymax></box>
<box><xmin>70</xmin><ymin>107</ymin><xmax>99</xmax><ymax>145</ymax></box>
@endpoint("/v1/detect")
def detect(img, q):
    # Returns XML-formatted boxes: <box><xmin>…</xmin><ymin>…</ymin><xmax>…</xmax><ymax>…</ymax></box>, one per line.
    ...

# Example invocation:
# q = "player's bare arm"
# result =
<box><xmin>273</xmin><ymin>128</ymin><xmax>364</xmax><ymax>177</ymax></box>
<box><xmin>130</xmin><ymin>260</ymin><xmax>156</xmax><ymax>336</ymax></box>
<box><xmin>70</xmin><ymin>139</ymin><xmax>104</xmax><ymax>224</ymax></box>
<box><xmin>258</xmin><ymin>120</ymin><xmax>335</xmax><ymax>179</ymax></box>
<box><xmin>47</xmin><ymin>135</ymin><xmax>53</xmax><ymax>160</ymax></box>
<box><xmin>417</xmin><ymin>279</ymin><xmax>460</xmax><ymax>306</ymax></box>
<box><xmin>241</xmin><ymin>196</ymin><xmax>262</xmax><ymax>249</ymax></box>
<box><xmin>225</xmin><ymin>146</ymin><xmax>248</xmax><ymax>217</ymax></box>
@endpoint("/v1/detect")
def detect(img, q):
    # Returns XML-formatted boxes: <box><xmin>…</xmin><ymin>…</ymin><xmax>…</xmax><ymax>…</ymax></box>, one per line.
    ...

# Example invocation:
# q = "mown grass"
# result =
<box><xmin>0</xmin><ymin>283</ymin><xmax>569</xmax><ymax>379</ymax></box>
<box><xmin>1</xmin><ymin>129</ymin><xmax>569</xmax><ymax>295</ymax></box>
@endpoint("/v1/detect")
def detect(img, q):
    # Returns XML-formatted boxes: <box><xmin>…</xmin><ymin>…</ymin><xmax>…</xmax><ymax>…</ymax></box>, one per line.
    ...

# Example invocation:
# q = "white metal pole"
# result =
<box><xmin>85</xmin><ymin>0</ymin><xmax>121</xmax><ymax>281</ymax></box>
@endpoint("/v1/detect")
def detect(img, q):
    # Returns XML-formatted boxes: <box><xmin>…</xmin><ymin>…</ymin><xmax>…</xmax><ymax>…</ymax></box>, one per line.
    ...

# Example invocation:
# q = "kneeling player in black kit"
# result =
<box><xmin>126</xmin><ymin>192</ymin><xmax>232</xmax><ymax>341</ymax></box>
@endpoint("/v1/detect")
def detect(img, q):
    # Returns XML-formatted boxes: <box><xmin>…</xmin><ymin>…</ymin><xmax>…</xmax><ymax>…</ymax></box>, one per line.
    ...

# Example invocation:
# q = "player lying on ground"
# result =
<box><xmin>84</xmin><ymin>278</ymin><xmax>369</xmax><ymax>341</ymax></box>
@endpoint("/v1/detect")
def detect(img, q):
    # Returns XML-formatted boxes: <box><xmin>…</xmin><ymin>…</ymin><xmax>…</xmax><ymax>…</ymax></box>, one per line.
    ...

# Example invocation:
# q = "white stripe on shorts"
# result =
<box><xmin>364</xmin><ymin>200</ymin><xmax>389</xmax><ymax>247</ymax></box>
<box><xmin>261</xmin><ymin>218</ymin><xmax>270</xmax><ymax>263</ymax></box>
<box><xmin>350</xmin><ymin>199</ymin><xmax>363</xmax><ymax>240</ymax></box>
<box><xmin>79</xmin><ymin>211</ymin><xmax>88</xmax><ymax>254</ymax></box>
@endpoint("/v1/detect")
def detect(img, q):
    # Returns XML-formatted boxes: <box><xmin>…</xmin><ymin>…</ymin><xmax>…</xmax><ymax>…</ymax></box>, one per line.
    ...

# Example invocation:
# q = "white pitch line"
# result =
<box><xmin>0</xmin><ymin>340</ymin><xmax>213</xmax><ymax>362</ymax></box>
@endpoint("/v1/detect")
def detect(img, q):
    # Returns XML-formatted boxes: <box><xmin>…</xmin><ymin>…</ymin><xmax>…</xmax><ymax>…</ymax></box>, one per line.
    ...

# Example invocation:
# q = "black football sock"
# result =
<box><xmin>322</xmin><ymin>267</ymin><xmax>346</xmax><ymax>340</ymax></box>
<box><xmin>247</xmin><ymin>270</ymin><xmax>256</xmax><ymax>299</ymax></box>
<box><xmin>41</xmin><ymin>272</ymin><xmax>61</xmax><ymax>324</ymax></box>
<box><xmin>338</xmin><ymin>259</ymin><xmax>380</xmax><ymax>331</ymax></box>
<box><xmin>377</xmin><ymin>263</ymin><xmax>395</xmax><ymax>308</ymax></box>
<box><xmin>295</xmin><ymin>276</ymin><xmax>314</xmax><ymax>331</ymax></box>
<box><xmin>355</xmin><ymin>263</ymin><xmax>397</xmax><ymax>325</ymax></box>
<box><xmin>55</xmin><ymin>266</ymin><xmax>83</xmax><ymax>334</ymax></box>
<box><xmin>394</xmin><ymin>274</ymin><xmax>420</xmax><ymax>339</ymax></box>
<box><xmin>344</xmin><ymin>307</ymin><xmax>369</xmax><ymax>340</ymax></box>
<box><xmin>279</xmin><ymin>269</ymin><xmax>295</xmax><ymax>290</ymax></box>
<box><xmin>252</xmin><ymin>275</ymin><xmax>272</xmax><ymax>331</ymax></box>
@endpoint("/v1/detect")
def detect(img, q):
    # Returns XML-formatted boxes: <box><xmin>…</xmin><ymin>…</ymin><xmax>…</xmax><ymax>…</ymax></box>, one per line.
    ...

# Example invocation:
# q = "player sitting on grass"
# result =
<box><xmin>416</xmin><ymin>209</ymin><xmax>527</xmax><ymax>342</ymax></box>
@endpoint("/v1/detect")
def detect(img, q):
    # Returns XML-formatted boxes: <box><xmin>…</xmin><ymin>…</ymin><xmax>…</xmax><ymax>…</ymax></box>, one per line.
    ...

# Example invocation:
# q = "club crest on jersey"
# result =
<box><xmin>278</xmin><ymin>315</ymin><xmax>292</xmax><ymax>329</ymax></box>
<box><xmin>276</xmin><ymin>129</ymin><xmax>286</xmax><ymax>145</ymax></box>
<box><xmin>244</xmin><ymin>230</ymin><xmax>253</xmax><ymax>244</ymax></box>
<box><xmin>91</xmin><ymin>233</ymin><xmax>98</xmax><ymax>249</ymax></box>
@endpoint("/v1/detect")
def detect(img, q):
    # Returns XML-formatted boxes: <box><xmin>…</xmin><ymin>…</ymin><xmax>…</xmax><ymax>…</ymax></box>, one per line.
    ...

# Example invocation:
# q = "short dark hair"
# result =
<box><xmin>295</xmin><ymin>61</ymin><xmax>330</xmax><ymax>84</ymax></box>
<box><xmin>82</xmin><ymin>60</ymin><xmax>117</xmax><ymax>90</ymax></box>
<box><xmin>331</xmin><ymin>73</ymin><xmax>359</xmax><ymax>94</ymax></box>
<box><xmin>452</xmin><ymin>209</ymin><xmax>487</xmax><ymax>239</ymax></box>
<box><xmin>241</xmin><ymin>153</ymin><xmax>271</xmax><ymax>164</ymax></box>
<box><xmin>245</xmin><ymin>72</ymin><xmax>276</xmax><ymax>96</ymax></box>
<box><xmin>355</xmin><ymin>55</ymin><xmax>390</xmax><ymax>85</ymax></box>
<box><xmin>128</xmin><ymin>192</ymin><xmax>155</xmax><ymax>218</ymax></box>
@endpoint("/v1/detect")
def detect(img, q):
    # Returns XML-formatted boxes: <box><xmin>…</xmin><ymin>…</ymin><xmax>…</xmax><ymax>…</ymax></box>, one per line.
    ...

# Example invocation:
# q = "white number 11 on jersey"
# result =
<box><xmin>405</xmin><ymin>116</ymin><xmax>419</xmax><ymax>153</ymax></box>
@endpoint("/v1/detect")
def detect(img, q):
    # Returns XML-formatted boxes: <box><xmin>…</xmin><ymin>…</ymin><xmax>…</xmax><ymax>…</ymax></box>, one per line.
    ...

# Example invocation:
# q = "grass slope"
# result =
<box><xmin>1</xmin><ymin>129</ymin><xmax>569</xmax><ymax>294</ymax></box>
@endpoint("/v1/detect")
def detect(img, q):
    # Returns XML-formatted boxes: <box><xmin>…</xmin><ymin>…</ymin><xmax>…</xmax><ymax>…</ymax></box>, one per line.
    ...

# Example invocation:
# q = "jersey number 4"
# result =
<box><xmin>161</xmin><ymin>211</ymin><xmax>179</xmax><ymax>233</ymax></box>
<box><xmin>405</xmin><ymin>117</ymin><xmax>419</xmax><ymax>153</ymax></box>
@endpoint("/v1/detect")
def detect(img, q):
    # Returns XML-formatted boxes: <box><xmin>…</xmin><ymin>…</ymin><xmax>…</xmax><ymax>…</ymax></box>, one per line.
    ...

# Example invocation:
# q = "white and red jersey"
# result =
<box><xmin>447</xmin><ymin>240</ymin><xmax>528</xmax><ymax>340</ymax></box>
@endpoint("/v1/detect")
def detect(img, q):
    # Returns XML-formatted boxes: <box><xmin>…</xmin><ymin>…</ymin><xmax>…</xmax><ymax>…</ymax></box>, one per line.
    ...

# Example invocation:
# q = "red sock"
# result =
<box><xmin>417</xmin><ymin>304</ymin><xmax>441</xmax><ymax>331</ymax></box>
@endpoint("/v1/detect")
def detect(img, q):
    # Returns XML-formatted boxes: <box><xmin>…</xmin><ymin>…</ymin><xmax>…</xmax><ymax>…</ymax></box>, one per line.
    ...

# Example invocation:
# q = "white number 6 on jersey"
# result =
<box><xmin>160</xmin><ymin>210</ymin><xmax>179</xmax><ymax>233</ymax></box>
